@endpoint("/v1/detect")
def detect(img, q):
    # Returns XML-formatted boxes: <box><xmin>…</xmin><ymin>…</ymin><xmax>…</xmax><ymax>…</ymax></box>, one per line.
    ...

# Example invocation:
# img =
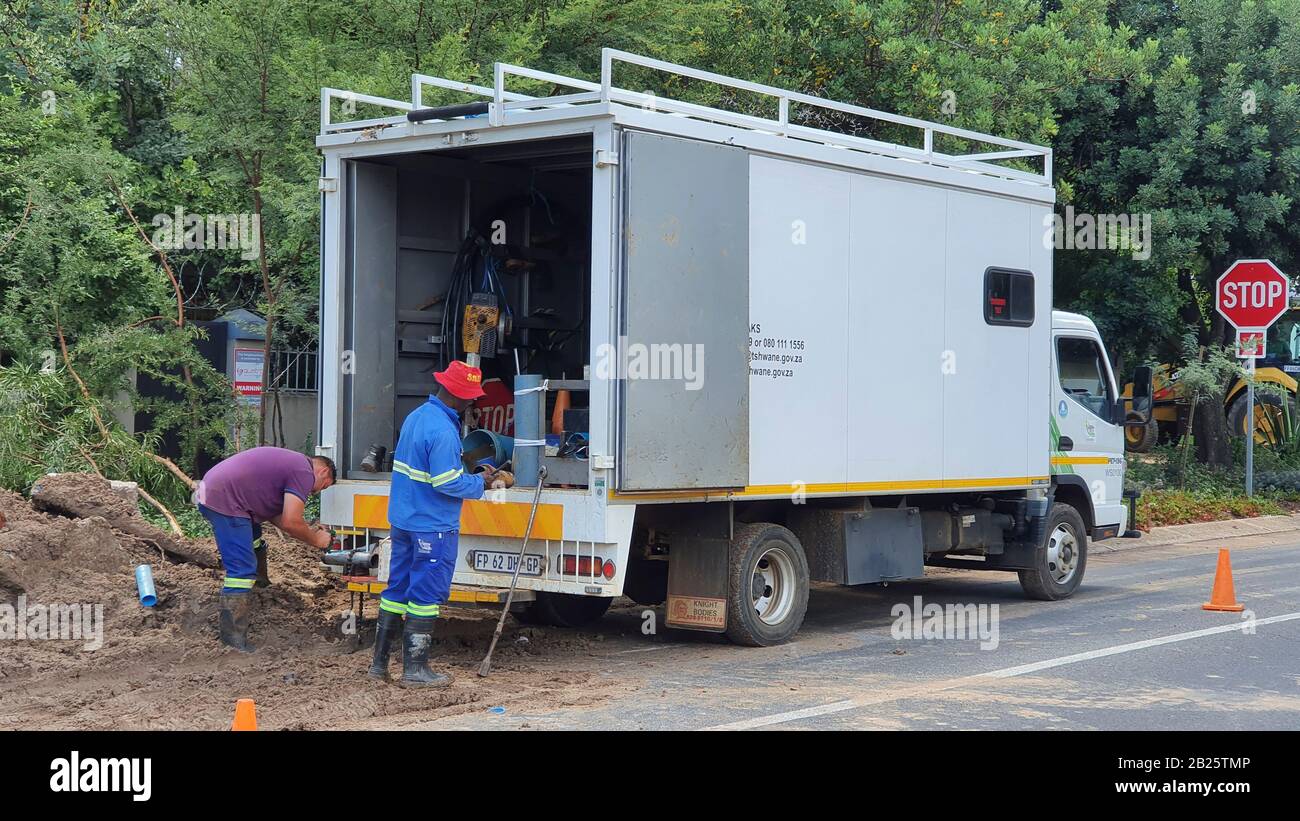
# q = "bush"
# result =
<box><xmin>1137</xmin><ymin>490</ymin><xmax>1290</xmax><ymax>530</ymax></box>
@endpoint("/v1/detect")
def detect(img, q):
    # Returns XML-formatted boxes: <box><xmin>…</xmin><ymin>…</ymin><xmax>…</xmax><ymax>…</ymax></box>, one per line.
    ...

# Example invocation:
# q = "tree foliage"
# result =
<box><xmin>1</xmin><ymin>0</ymin><xmax>1296</xmax><ymax>494</ymax></box>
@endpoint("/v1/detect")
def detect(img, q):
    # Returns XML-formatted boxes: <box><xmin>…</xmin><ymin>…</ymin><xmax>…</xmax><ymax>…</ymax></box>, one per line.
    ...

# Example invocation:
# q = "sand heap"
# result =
<box><xmin>0</xmin><ymin>473</ymin><xmax>341</xmax><ymax>681</ymax></box>
<box><xmin>0</xmin><ymin>473</ymin><xmax>611</xmax><ymax>729</ymax></box>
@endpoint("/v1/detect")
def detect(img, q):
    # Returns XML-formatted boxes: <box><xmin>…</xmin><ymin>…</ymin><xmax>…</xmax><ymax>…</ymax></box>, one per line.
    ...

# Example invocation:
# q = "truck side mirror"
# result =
<box><xmin>1127</xmin><ymin>365</ymin><xmax>1154</xmax><ymax>425</ymax></box>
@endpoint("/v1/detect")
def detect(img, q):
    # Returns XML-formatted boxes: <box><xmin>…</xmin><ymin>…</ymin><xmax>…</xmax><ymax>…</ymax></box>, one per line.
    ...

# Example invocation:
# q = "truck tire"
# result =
<box><xmin>1124</xmin><ymin>416</ymin><xmax>1158</xmax><ymax>452</ymax></box>
<box><xmin>1018</xmin><ymin>503</ymin><xmax>1087</xmax><ymax>601</ymax></box>
<box><xmin>725</xmin><ymin>523</ymin><xmax>809</xmax><ymax>647</ymax></box>
<box><xmin>517</xmin><ymin>592</ymin><xmax>612</xmax><ymax>628</ymax></box>
<box><xmin>1227</xmin><ymin>391</ymin><xmax>1293</xmax><ymax>447</ymax></box>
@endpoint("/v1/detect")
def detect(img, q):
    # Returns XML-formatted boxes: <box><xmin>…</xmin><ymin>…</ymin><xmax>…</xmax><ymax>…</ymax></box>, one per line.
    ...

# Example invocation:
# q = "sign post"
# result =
<box><xmin>1216</xmin><ymin>260</ymin><xmax>1290</xmax><ymax>497</ymax></box>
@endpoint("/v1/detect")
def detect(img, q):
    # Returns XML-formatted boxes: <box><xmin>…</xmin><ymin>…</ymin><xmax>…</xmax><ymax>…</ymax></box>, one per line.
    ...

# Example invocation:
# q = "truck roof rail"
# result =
<box><xmin>320</xmin><ymin>47</ymin><xmax>1052</xmax><ymax>187</ymax></box>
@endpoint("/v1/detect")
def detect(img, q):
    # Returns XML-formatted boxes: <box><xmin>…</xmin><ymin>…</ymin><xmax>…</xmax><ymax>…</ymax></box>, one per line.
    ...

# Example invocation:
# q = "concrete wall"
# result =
<box><xmin>268</xmin><ymin>392</ymin><xmax>318</xmax><ymax>452</ymax></box>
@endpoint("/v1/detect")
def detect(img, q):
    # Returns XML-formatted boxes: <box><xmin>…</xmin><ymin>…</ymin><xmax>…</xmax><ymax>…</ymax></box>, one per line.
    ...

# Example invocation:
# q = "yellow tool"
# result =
<box><xmin>463</xmin><ymin>293</ymin><xmax>500</xmax><ymax>366</ymax></box>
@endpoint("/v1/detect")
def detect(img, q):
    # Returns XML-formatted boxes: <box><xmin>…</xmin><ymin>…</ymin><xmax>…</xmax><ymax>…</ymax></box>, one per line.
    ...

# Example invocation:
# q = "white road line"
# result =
<box><xmin>705</xmin><ymin>611</ymin><xmax>1300</xmax><ymax>730</ymax></box>
<box><xmin>983</xmin><ymin>611</ymin><xmax>1300</xmax><ymax>678</ymax></box>
<box><xmin>707</xmin><ymin>699</ymin><xmax>858</xmax><ymax>730</ymax></box>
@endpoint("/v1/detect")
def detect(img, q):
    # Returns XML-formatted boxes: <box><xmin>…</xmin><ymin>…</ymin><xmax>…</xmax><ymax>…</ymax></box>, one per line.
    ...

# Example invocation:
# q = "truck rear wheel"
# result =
<box><xmin>1018</xmin><ymin>503</ymin><xmax>1087</xmax><ymax>601</ymax></box>
<box><xmin>725</xmin><ymin>523</ymin><xmax>809</xmax><ymax>646</ymax></box>
<box><xmin>517</xmin><ymin>592</ymin><xmax>612</xmax><ymax>628</ymax></box>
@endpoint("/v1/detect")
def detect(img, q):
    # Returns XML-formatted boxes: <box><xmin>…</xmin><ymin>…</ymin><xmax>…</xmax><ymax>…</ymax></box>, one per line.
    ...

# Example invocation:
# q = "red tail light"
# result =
<box><xmin>558</xmin><ymin>555</ymin><xmax>616</xmax><ymax>580</ymax></box>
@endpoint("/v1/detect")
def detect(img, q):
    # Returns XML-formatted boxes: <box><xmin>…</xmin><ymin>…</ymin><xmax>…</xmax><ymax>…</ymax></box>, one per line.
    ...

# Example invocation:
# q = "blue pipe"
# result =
<box><xmin>514</xmin><ymin>374</ymin><xmax>543</xmax><ymax>488</ymax></box>
<box><xmin>135</xmin><ymin>564</ymin><xmax>157</xmax><ymax>607</ymax></box>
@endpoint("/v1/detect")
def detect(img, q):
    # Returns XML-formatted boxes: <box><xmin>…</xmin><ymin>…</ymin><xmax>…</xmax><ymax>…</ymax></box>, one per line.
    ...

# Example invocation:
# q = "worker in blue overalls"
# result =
<box><xmin>368</xmin><ymin>360</ymin><xmax>515</xmax><ymax>686</ymax></box>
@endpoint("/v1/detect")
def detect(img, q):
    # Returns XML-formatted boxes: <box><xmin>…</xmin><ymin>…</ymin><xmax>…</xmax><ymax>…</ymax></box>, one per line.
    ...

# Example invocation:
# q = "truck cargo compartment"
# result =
<box><xmin>341</xmin><ymin>136</ymin><xmax>594</xmax><ymax>480</ymax></box>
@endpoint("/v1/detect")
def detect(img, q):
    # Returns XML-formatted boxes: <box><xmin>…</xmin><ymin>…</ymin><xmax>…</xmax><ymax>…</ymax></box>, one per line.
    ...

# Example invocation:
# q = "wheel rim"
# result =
<box><xmin>750</xmin><ymin>543</ymin><xmax>796</xmax><ymax>626</ymax></box>
<box><xmin>1253</xmin><ymin>403</ymin><xmax>1287</xmax><ymax>447</ymax></box>
<box><xmin>1046</xmin><ymin>523</ymin><xmax>1079</xmax><ymax>585</ymax></box>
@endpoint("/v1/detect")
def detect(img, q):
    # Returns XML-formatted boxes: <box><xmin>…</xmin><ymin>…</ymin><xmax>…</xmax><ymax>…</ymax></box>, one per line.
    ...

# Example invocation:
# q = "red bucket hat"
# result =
<box><xmin>434</xmin><ymin>360</ymin><xmax>486</xmax><ymax>400</ymax></box>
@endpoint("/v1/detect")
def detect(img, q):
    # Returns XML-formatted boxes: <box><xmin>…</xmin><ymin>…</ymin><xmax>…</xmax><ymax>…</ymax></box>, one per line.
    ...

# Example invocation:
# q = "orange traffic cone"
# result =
<box><xmin>551</xmin><ymin>389</ymin><xmax>570</xmax><ymax>436</ymax></box>
<box><xmin>1202</xmin><ymin>549</ymin><xmax>1244</xmax><ymax>612</ymax></box>
<box><xmin>231</xmin><ymin>698</ymin><xmax>258</xmax><ymax>731</ymax></box>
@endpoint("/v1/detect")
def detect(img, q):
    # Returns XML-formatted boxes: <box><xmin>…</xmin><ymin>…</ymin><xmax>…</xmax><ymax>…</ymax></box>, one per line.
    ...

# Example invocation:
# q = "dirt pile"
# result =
<box><xmin>0</xmin><ymin>474</ymin><xmax>622</xmax><ymax>729</ymax></box>
<box><xmin>30</xmin><ymin>473</ymin><xmax>217</xmax><ymax>567</ymax></box>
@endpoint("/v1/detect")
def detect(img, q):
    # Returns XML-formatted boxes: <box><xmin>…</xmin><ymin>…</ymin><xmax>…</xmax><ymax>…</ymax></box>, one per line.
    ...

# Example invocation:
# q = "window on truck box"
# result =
<box><xmin>1057</xmin><ymin>336</ymin><xmax>1115</xmax><ymax>420</ymax></box>
<box><xmin>984</xmin><ymin>268</ymin><xmax>1034</xmax><ymax>327</ymax></box>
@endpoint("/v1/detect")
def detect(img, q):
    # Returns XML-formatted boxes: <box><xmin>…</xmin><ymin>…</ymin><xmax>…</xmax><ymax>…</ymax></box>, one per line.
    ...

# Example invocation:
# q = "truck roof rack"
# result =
<box><xmin>320</xmin><ymin>47</ymin><xmax>1052</xmax><ymax>187</ymax></box>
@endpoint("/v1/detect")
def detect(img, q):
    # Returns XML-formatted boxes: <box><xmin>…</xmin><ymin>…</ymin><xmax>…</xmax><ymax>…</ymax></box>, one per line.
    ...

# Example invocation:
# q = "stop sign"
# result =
<box><xmin>1216</xmin><ymin>259</ymin><xmax>1290</xmax><ymax>329</ymax></box>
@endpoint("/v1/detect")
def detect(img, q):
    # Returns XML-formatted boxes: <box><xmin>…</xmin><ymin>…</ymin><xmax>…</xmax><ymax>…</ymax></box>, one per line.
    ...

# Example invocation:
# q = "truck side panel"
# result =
<box><xmin>941</xmin><ymin>190</ymin><xmax>1039</xmax><ymax>486</ymax></box>
<box><xmin>746</xmin><ymin>152</ymin><xmax>1049</xmax><ymax>493</ymax></box>
<box><xmin>846</xmin><ymin>173</ymin><xmax>947</xmax><ymax>485</ymax></box>
<box><xmin>748</xmin><ymin>155</ymin><xmax>851</xmax><ymax>488</ymax></box>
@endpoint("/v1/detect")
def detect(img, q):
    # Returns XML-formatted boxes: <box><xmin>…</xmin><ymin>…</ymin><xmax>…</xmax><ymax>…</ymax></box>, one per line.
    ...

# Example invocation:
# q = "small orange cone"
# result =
<box><xmin>231</xmin><ymin>698</ymin><xmax>258</xmax><ymax>731</ymax></box>
<box><xmin>1202</xmin><ymin>549</ymin><xmax>1245</xmax><ymax>612</ymax></box>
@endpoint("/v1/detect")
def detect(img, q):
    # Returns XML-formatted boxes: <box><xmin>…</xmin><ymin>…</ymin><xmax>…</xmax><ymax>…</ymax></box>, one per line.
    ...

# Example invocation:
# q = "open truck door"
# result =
<box><xmin>616</xmin><ymin>131</ymin><xmax>750</xmax><ymax>492</ymax></box>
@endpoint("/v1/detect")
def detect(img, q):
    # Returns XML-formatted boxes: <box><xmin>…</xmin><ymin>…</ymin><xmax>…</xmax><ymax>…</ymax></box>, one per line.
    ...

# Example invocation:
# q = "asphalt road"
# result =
<box><xmin>417</xmin><ymin>531</ymin><xmax>1300</xmax><ymax>730</ymax></box>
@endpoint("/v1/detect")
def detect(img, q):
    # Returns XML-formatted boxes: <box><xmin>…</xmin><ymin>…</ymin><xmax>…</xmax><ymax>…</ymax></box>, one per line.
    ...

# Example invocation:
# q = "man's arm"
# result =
<box><xmin>424</xmin><ymin>436</ymin><xmax>485</xmax><ymax>501</ymax></box>
<box><xmin>274</xmin><ymin>493</ymin><xmax>333</xmax><ymax>548</ymax></box>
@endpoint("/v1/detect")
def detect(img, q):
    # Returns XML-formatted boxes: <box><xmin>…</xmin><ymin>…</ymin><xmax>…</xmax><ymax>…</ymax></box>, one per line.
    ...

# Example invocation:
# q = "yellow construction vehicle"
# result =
<box><xmin>1123</xmin><ymin>307</ymin><xmax>1300</xmax><ymax>451</ymax></box>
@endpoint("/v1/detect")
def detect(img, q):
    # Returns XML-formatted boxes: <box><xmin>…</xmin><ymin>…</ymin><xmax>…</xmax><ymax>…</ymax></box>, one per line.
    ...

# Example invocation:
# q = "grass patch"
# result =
<box><xmin>1136</xmin><ymin>489</ymin><xmax>1300</xmax><ymax>530</ymax></box>
<box><xmin>139</xmin><ymin>501</ymin><xmax>213</xmax><ymax>539</ymax></box>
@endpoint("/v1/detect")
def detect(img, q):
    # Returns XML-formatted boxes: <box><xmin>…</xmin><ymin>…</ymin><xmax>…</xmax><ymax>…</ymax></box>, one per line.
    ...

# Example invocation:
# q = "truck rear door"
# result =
<box><xmin>615</xmin><ymin>130</ymin><xmax>750</xmax><ymax>492</ymax></box>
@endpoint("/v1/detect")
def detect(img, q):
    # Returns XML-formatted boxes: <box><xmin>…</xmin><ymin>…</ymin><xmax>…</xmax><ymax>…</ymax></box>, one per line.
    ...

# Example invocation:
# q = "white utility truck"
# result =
<box><xmin>315</xmin><ymin>49</ymin><xmax>1153</xmax><ymax>645</ymax></box>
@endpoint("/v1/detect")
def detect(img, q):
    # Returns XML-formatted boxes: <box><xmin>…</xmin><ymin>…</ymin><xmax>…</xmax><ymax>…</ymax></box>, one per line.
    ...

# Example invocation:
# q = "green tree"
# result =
<box><xmin>1055</xmin><ymin>0</ymin><xmax>1300</xmax><ymax>464</ymax></box>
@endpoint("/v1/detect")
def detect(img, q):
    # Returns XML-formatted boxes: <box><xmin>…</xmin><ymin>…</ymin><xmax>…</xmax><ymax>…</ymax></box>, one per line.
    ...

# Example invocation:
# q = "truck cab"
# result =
<box><xmin>1050</xmin><ymin>310</ymin><xmax>1128</xmax><ymax>540</ymax></box>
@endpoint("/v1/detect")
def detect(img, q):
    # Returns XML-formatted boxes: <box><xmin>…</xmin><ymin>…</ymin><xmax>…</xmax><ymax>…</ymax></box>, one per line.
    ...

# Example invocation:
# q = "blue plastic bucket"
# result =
<box><xmin>461</xmin><ymin>429</ymin><xmax>514</xmax><ymax>470</ymax></box>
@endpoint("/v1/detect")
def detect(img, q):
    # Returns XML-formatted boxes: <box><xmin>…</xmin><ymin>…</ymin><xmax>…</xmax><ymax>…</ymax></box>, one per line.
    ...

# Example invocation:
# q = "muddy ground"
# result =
<box><xmin>0</xmin><ymin>474</ymin><xmax>637</xmax><ymax>730</ymax></box>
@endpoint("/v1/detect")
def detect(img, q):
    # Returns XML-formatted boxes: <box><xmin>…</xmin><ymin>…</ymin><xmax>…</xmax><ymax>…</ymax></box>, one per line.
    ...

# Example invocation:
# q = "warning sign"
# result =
<box><xmin>666</xmin><ymin>595</ymin><xmax>726</xmax><ymax>630</ymax></box>
<box><xmin>233</xmin><ymin>347</ymin><xmax>265</xmax><ymax>405</ymax></box>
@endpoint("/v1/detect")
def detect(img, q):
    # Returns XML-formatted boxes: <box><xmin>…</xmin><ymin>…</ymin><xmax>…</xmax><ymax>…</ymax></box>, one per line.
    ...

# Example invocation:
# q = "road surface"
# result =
<box><xmin>412</xmin><ymin>530</ymin><xmax>1300</xmax><ymax>730</ymax></box>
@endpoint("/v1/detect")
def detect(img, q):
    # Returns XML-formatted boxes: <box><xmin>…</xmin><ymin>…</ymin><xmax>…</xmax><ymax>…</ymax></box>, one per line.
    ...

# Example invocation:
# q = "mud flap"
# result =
<box><xmin>659</xmin><ymin>503</ymin><xmax>732</xmax><ymax>632</ymax></box>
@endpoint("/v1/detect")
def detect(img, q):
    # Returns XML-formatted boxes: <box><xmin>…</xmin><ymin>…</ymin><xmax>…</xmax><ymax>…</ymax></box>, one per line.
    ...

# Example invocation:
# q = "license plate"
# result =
<box><xmin>473</xmin><ymin>550</ymin><xmax>544</xmax><ymax>577</ymax></box>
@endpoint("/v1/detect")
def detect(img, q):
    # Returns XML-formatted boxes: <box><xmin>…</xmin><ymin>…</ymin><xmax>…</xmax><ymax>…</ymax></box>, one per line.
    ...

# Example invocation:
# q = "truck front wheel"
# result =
<box><xmin>1018</xmin><ymin>503</ymin><xmax>1088</xmax><ymax>601</ymax></box>
<box><xmin>725</xmin><ymin>523</ymin><xmax>809</xmax><ymax>646</ymax></box>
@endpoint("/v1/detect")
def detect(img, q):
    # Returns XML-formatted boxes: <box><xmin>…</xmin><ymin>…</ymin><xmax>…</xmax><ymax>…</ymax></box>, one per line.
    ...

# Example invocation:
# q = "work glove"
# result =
<box><xmin>489</xmin><ymin>470</ymin><xmax>515</xmax><ymax>489</ymax></box>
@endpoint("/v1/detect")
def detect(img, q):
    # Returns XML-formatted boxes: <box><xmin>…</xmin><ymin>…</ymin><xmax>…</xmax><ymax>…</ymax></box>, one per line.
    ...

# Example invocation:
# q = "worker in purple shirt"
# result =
<box><xmin>196</xmin><ymin>447</ymin><xmax>337</xmax><ymax>651</ymax></box>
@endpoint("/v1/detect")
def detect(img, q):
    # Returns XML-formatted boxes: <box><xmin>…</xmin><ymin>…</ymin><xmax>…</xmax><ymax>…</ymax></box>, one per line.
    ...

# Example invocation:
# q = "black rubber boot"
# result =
<box><xmin>218</xmin><ymin>592</ymin><xmax>255</xmax><ymax>652</ymax></box>
<box><xmin>253</xmin><ymin>544</ymin><xmax>271</xmax><ymax>588</ymax></box>
<box><xmin>401</xmin><ymin>615</ymin><xmax>450</xmax><ymax>688</ymax></box>
<box><xmin>368</xmin><ymin>610</ymin><xmax>403</xmax><ymax>680</ymax></box>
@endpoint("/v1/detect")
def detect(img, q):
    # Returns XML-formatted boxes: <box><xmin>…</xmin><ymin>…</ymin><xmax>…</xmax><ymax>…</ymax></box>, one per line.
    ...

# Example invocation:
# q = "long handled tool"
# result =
<box><xmin>479</xmin><ymin>465</ymin><xmax>547</xmax><ymax>677</ymax></box>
